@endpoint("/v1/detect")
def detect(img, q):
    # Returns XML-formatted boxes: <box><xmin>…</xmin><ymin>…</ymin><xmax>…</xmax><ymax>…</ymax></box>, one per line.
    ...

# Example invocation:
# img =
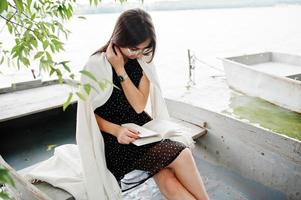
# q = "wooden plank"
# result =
<box><xmin>169</xmin><ymin>117</ymin><xmax>207</xmax><ymax>140</ymax></box>
<box><xmin>0</xmin><ymin>84</ymin><xmax>77</xmax><ymax>122</ymax></box>
<box><xmin>18</xmin><ymin>161</ymin><xmax>75</xmax><ymax>200</ymax></box>
<box><xmin>0</xmin><ymin>155</ymin><xmax>52</xmax><ymax>200</ymax></box>
<box><xmin>11</xmin><ymin>79</ymin><xmax>42</xmax><ymax>92</ymax></box>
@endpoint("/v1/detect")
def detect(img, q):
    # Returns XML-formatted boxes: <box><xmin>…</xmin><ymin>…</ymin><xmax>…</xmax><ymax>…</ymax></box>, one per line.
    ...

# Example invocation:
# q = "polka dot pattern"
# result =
<box><xmin>94</xmin><ymin>58</ymin><xmax>186</xmax><ymax>192</ymax></box>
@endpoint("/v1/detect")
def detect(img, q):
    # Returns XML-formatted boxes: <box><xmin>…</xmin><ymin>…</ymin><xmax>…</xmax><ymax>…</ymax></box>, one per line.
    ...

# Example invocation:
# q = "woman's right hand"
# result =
<box><xmin>116</xmin><ymin>126</ymin><xmax>140</xmax><ymax>144</ymax></box>
<box><xmin>105</xmin><ymin>41</ymin><xmax>125</xmax><ymax>72</ymax></box>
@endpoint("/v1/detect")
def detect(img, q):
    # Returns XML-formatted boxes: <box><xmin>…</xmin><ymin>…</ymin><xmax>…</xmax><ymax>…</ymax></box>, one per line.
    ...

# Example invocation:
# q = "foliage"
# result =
<box><xmin>0</xmin><ymin>165</ymin><xmax>14</xmax><ymax>200</ymax></box>
<box><xmin>0</xmin><ymin>0</ymin><xmax>139</xmax><ymax>197</ymax></box>
<box><xmin>0</xmin><ymin>0</ymin><xmax>140</xmax><ymax>110</ymax></box>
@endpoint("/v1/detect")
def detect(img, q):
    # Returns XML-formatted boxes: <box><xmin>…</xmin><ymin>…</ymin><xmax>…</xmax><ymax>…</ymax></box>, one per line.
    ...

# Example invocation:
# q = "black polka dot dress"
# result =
<box><xmin>94</xmin><ymin>58</ymin><xmax>187</xmax><ymax>192</ymax></box>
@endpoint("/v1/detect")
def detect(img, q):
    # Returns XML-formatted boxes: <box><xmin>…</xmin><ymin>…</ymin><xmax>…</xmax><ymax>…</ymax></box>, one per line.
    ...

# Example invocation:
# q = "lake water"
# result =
<box><xmin>56</xmin><ymin>5</ymin><xmax>301</xmax><ymax>90</ymax></box>
<box><xmin>2</xmin><ymin>5</ymin><xmax>301</xmax><ymax>89</ymax></box>
<box><xmin>1</xmin><ymin>5</ymin><xmax>301</xmax><ymax>139</ymax></box>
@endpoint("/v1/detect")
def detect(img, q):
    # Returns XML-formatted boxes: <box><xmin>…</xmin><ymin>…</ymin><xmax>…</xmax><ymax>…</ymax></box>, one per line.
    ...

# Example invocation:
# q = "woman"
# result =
<box><xmin>91</xmin><ymin>8</ymin><xmax>209</xmax><ymax>200</ymax></box>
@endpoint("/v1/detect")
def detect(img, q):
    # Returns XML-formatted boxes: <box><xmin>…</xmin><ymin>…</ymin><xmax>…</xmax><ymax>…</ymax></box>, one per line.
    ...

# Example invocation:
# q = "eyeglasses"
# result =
<box><xmin>127</xmin><ymin>47</ymin><xmax>152</xmax><ymax>56</ymax></box>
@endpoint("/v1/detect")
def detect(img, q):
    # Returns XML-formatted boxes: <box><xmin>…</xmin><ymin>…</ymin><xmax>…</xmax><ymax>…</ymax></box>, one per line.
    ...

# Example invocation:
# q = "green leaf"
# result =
<box><xmin>43</xmin><ymin>41</ymin><xmax>49</xmax><ymax>50</ymax></box>
<box><xmin>69</xmin><ymin>73</ymin><xmax>75</xmax><ymax>79</ymax></box>
<box><xmin>27</xmin><ymin>0</ymin><xmax>32</xmax><ymax>9</ymax></box>
<box><xmin>55</xmin><ymin>68</ymin><xmax>62</xmax><ymax>76</ymax></box>
<box><xmin>0</xmin><ymin>167</ymin><xmax>15</xmax><ymax>187</ymax></box>
<box><xmin>76</xmin><ymin>92</ymin><xmax>86</xmax><ymax>101</ymax></box>
<box><xmin>0</xmin><ymin>0</ymin><xmax>8</xmax><ymax>13</ymax></box>
<box><xmin>0</xmin><ymin>56</ymin><xmax>4</xmax><ymax>65</ymax></box>
<box><xmin>98</xmin><ymin>79</ymin><xmax>114</xmax><ymax>91</ymax></box>
<box><xmin>21</xmin><ymin>57</ymin><xmax>30</xmax><ymax>67</ymax></box>
<box><xmin>45</xmin><ymin>51</ymin><xmax>52</xmax><ymax>61</ymax></box>
<box><xmin>84</xmin><ymin>84</ymin><xmax>91</xmax><ymax>95</ymax></box>
<box><xmin>6</xmin><ymin>22</ymin><xmax>12</xmax><ymax>34</ymax></box>
<box><xmin>79</xmin><ymin>70</ymin><xmax>98</xmax><ymax>82</ymax></box>
<box><xmin>30</xmin><ymin>13</ymin><xmax>36</xmax><ymax>21</ymax></box>
<box><xmin>33</xmin><ymin>29</ymin><xmax>41</xmax><ymax>40</ymax></box>
<box><xmin>34</xmin><ymin>51</ymin><xmax>44</xmax><ymax>59</ymax></box>
<box><xmin>49</xmin><ymin>44</ymin><xmax>55</xmax><ymax>52</ymax></box>
<box><xmin>51</xmin><ymin>39</ymin><xmax>64</xmax><ymax>51</ymax></box>
<box><xmin>0</xmin><ymin>191</ymin><xmax>11</xmax><ymax>200</ymax></box>
<box><xmin>49</xmin><ymin>67</ymin><xmax>55</xmax><ymax>76</ymax></box>
<box><xmin>63</xmin><ymin>92</ymin><xmax>73</xmax><ymax>111</ymax></box>
<box><xmin>31</xmin><ymin>37</ymin><xmax>38</xmax><ymax>48</ymax></box>
<box><xmin>59</xmin><ymin>61</ymin><xmax>71</xmax><ymax>72</ymax></box>
<box><xmin>77</xmin><ymin>16</ymin><xmax>86</xmax><ymax>20</ymax></box>
<box><xmin>14</xmin><ymin>0</ymin><xmax>24</xmax><ymax>12</ymax></box>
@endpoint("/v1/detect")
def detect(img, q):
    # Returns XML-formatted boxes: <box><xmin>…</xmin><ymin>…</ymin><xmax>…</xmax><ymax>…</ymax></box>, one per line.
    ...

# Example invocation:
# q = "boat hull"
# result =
<box><xmin>166</xmin><ymin>98</ymin><xmax>301</xmax><ymax>200</ymax></box>
<box><xmin>221</xmin><ymin>52</ymin><xmax>301</xmax><ymax>113</ymax></box>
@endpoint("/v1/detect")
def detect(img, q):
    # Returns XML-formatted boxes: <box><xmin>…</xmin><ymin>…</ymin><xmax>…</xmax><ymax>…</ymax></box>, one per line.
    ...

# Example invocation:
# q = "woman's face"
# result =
<box><xmin>119</xmin><ymin>38</ymin><xmax>151</xmax><ymax>60</ymax></box>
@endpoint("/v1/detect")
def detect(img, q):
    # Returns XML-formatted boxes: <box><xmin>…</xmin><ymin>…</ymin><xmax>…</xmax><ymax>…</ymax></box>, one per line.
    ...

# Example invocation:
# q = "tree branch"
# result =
<box><xmin>0</xmin><ymin>14</ymin><xmax>34</xmax><ymax>33</ymax></box>
<box><xmin>0</xmin><ymin>10</ymin><xmax>17</xmax><ymax>33</ymax></box>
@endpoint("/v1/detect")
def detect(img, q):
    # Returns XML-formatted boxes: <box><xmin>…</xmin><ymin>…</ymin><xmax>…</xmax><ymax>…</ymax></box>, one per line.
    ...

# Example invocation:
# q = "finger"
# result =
<box><xmin>127</xmin><ymin>131</ymin><xmax>140</xmax><ymax>139</ymax></box>
<box><xmin>120</xmin><ymin>138</ymin><xmax>129</xmax><ymax>145</ymax></box>
<box><xmin>128</xmin><ymin>128</ymin><xmax>139</xmax><ymax>134</ymax></box>
<box><xmin>129</xmin><ymin>137</ymin><xmax>136</xmax><ymax>143</ymax></box>
<box><xmin>128</xmin><ymin>130</ymin><xmax>140</xmax><ymax>139</ymax></box>
<box><xmin>114</xmin><ymin>46</ymin><xmax>122</xmax><ymax>56</ymax></box>
<box><xmin>122</xmin><ymin>137</ymin><xmax>132</xmax><ymax>144</ymax></box>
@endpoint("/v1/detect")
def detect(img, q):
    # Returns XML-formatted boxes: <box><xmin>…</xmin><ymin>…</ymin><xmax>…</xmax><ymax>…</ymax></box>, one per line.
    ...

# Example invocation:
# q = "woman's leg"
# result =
<box><xmin>153</xmin><ymin>168</ymin><xmax>196</xmax><ymax>200</ymax></box>
<box><xmin>168</xmin><ymin>148</ymin><xmax>209</xmax><ymax>200</ymax></box>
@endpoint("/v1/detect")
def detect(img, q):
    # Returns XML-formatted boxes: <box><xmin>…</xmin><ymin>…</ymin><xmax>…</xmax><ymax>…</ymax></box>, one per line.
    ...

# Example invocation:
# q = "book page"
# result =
<box><xmin>121</xmin><ymin>123</ymin><xmax>160</xmax><ymax>138</ymax></box>
<box><xmin>142</xmin><ymin>119</ymin><xmax>183</xmax><ymax>137</ymax></box>
<box><xmin>132</xmin><ymin>136</ymin><xmax>162</xmax><ymax>146</ymax></box>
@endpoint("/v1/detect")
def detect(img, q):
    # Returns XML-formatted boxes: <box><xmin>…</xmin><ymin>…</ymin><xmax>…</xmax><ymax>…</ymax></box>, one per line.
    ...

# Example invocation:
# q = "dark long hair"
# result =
<box><xmin>93</xmin><ymin>8</ymin><xmax>156</xmax><ymax>63</ymax></box>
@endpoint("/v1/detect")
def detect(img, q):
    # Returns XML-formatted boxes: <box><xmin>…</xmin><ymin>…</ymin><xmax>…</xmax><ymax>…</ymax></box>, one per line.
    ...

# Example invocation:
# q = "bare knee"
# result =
<box><xmin>154</xmin><ymin>168</ymin><xmax>181</xmax><ymax>198</ymax></box>
<box><xmin>168</xmin><ymin>148</ymin><xmax>193</xmax><ymax>169</ymax></box>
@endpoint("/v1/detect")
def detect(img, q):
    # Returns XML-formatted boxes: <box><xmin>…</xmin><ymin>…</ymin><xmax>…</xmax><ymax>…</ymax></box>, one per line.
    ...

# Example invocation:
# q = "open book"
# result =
<box><xmin>121</xmin><ymin>119</ymin><xmax>186</xmax><ymax>146</ymax></box>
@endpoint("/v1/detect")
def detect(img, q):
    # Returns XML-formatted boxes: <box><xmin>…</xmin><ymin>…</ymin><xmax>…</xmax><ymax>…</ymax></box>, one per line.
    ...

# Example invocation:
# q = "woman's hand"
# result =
<box><xmin>105</xmin><ymin>41</ymin><xmax>125</xmax><ymax>72</ymax></box>
<box><xmin>116</xmin><ymin>126</ymin><xmax>140</xmax><ymax>144</ymax></box>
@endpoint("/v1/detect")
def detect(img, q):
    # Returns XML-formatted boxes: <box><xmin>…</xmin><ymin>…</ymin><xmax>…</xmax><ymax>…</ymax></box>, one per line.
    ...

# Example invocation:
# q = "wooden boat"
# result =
<box><xmin>221</xmin><ymin>52</ymin><xmax>301</xmax><ymax>113</ymax></box>
<box><xmin>0</xmin><ymin>81</ymin><xmax>300</xmax><ymax>200</ymax></box>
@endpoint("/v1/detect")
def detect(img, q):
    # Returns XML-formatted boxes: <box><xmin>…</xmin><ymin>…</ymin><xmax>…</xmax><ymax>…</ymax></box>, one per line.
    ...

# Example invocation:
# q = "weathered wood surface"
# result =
<box><xmin>18</xmin><ymin>163</ymin><xmax>75</xmax><ymax>200</ymax></box>
<box><xmin>0</xmin><ymin>83</ymin><xmax>77</xmax><ymax>122</ymax></box>
<box><xmin>169</xmin><ymin>117</ymin><xmax>207</xmax><ymax>139</ymax></box>
<box><xmin>0</xmin><ymin>155</ymin><xmax>52</xmax><ymax>200</ymax></box>
<box><xmin>166</xmin><ymin>98</ymin><xmax>301</xmax><ymax>200</ymax></box>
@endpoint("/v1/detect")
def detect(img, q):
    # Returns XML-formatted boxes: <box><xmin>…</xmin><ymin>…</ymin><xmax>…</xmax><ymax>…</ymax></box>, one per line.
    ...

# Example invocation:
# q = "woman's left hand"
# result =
<box><xmin>105</xmin><ymin>41</ymin><xmax>125</xmax><ymax>72</ymax></box>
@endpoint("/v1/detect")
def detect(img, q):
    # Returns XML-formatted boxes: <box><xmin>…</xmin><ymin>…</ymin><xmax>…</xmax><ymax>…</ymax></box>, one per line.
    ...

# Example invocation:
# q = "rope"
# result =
<box><xmin>186</xmin><ymin>49</ymin><xmax>225</xmax><ymax>89</ymax></box>
<box><xmin>193</xmin><ymin>55</ymin><xmax>225</xmax><ymax>73</ymax></box>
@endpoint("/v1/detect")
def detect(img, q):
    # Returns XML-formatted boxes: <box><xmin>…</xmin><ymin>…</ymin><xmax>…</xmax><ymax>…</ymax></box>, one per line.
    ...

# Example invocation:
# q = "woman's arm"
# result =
<box><xmin>116</xmin><ymin>68</ymin><xmax>150</xmax><ymax>114</ymax></box>
<box><xmin>94</xmin><ymin>113</ymin><xmax>120</xmax><ymax>137</ymax></box>
<box><xmin>106</xmin><ymin>41</ymin><xmax>150</xmax><ymax>114</ymax></box>
<box><xmin>95</xmin><ymin>113</ymin><xmax>140</xmax><ymax>144</ymax></box>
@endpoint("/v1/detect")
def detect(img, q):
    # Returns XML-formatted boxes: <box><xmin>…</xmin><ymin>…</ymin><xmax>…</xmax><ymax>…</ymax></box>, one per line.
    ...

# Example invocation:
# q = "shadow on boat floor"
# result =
<box><xmin>0</xmin><ymin>106</ymin><xmax>287</xmax><ymax>200</ymax></box>
<box><xmin>0</xmin><ymin>105</ymin><xmax>77</xmax><ymax>170</ymax></box>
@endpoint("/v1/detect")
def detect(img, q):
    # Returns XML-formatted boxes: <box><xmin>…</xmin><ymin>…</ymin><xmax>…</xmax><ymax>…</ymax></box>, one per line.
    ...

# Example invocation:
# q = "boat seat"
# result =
<box><xmin>169</xmin><ymin>117</ymin><xmax>207</xmax><ymax>139</ymax></box>
<box><xmin>0</xmin><ymin>82</ymin><xmax>77</xmax><ymax>123</ymax></box>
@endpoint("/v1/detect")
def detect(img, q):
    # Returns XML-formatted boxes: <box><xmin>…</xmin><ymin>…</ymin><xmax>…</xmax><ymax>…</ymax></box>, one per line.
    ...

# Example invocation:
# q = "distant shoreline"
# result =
<box><xmin>74</xmin><ymin>0</ymin><xmax>301</xmax><ymax>15</ymax></box>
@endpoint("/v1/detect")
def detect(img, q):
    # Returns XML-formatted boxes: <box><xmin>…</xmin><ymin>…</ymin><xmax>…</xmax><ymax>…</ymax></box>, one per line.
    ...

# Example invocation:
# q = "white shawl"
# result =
<box><xmin>24</xmin><ymin>52</ymin><xmax>194</xmax><ymax>200</ymax></box>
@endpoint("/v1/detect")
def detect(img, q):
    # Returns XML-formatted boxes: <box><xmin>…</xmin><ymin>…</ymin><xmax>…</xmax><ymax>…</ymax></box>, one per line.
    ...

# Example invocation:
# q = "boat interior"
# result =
<box><xmin>225</xmin><ymin>52</ymin><xmax>301</xmax><ymax>80</ymax></box>
<box><xmin>0</xmin><ymin>100</ymin><xmax>293</xmax><ymax>200</ymax></box>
